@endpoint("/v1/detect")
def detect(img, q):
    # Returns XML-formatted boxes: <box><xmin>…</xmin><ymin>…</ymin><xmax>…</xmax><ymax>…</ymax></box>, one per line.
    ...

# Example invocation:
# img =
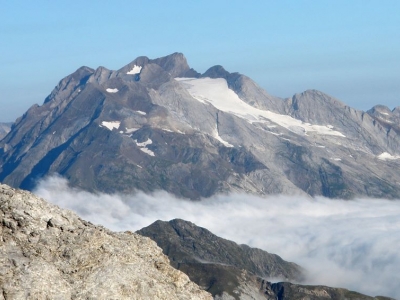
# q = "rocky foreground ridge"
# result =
<box><xmin>1</xmin><ymin>53</ymin><xmax>400</xmax><ymax>199</ymax></box>
<box><xmin>0</xmin><ymin>183</ymin><xmax>211</xmax><ymax>299</ymax></box>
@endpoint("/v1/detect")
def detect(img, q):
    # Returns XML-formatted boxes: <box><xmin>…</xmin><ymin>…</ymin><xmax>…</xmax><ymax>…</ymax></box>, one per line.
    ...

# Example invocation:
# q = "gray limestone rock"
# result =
<box><xmin>1</xmin><ymin>52</ymin><xmax>400</xmax><ymax>199</ymax></box>
<box><xmin>0</xmin><ymin>183</ymin><xmax>212</xmax><ymax>300</ymax></box>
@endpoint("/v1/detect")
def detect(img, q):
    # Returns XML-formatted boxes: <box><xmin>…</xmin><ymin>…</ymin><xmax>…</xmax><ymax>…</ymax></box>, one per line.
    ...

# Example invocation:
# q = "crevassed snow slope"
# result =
<box><xmin>176</xmin><ymin>77</ymin><xmax>345</xmax><ymax>137</ymax></box>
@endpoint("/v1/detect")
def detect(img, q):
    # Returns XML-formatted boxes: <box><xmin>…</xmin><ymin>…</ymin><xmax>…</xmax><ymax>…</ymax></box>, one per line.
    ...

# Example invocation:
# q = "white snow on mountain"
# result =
<box><xmin>140</xmin><ymin>148</ymin><xmax>155</xmax><ymax>156</ymax></box>
<box><xmin>377</xmin><ymin>152</ymin><xmax>400</xmax><ymax>160</ymax></box>
<box><xmin>134</xmin><ymin>138</ymin><xmax>155</xmax><ymax>156</ymax></box>
<box><xmin>125</xmin><ymin>128</ymin><xmax>139</xmax><ymax>134</ymax></box>
<box><xmin>100</xmin><ymin>121</ymin><xmax>120</xmax><ymax>131</ymax></box>
<box><xmin>213</xmin><ymin>128</ymin><xmax>233</xmax><ymax>147</ymax></box>
<box><xmin>134</xmin><ymin>138</ymin><xmax>152</xmax><ymax>147</ymax></box>
<box><xmin>136</xmin><ymin>110</ymin><xmax>147</xmax><ymax>115</ymax></box>
<box><xmin>106</xmin><ymin>88</ymin><xmax>119</xmax><ymax>93</ymax></box>
<box><xmin>127</xmin><ymin>65</ymin><xmax>142</xmax><ymax>75</ymax></box>
<box><xmin>175</xmin><ymin>77</ymin><xmax>346</xmax><ymax>138</ymax></box>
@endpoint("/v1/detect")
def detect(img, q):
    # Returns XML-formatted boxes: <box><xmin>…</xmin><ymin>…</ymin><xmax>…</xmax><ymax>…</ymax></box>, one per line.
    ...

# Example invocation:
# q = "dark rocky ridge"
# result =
<box><xmin>137</xmin><ymin>219</ymin><xmax>304</xmax><ymax>281</ymax></box>
<box><xmin>137</xmin><ymin>219</ymin><xmax>395</xmax><ymax>300</ymax></box>
<box><xmin>137</xmin><ymin>219</ymin><xmax>302</xmax><ymax>299</ymax></box>
<box><xmin>0</xmin><ymin>52</ymin><xmax>399</xmax><ymax>199</ymax></box>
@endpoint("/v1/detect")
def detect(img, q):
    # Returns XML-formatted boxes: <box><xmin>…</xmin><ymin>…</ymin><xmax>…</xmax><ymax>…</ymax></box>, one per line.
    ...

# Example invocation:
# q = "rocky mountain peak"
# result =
<box><xmin>1</xmin><ymin>53</ymin><xmax>400</xmax><ymax>199</ymax></box>
<box><xmin>118</xmin><ymin>52</ymin><xmax>199</xmax><ymax>79</ymax></box>
<box><xmin>285</xmin><ymin>89</ymin><xmax>348</xmax><ymax>124</ymax></box>
<box><xmin>43</xmin><ymin>66</ymin><xmax>94</xmax><ymax>105</ymax></box>
<box><xmin>368</xmin><ymin>104</ymin><xmax>393</xmax><ymax>116</ymax></box>
<box><xmin>367</xmin><ymin>104</ymin><xmax>400</xmax><ymax>134</ymax></box>
<box><xmin>152</xmin><ymin>52</ymin><xmax>196</xmax><ymax>77</ymax></box>
<box><xmin>202</xmin><ymin>65</ymin><xmax>232</xmax><ymax>79</ymax></box>
<box><xmin>392</xmin><ymin>106</ymin><xmax>400</xmax><ymax>117</ymax></box>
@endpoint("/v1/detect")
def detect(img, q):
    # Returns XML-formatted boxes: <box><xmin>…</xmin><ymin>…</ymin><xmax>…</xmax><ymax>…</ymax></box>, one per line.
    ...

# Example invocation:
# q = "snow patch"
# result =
<box><xmin>377</xmin><ymin>152</ymin><xmax>400</xmax><ymax>160</ymax></box>
<box><xmin>127</xmin><ymin>65</ymin><xmax>142</xmax><ymax>75</ymax></box>
<box><xmin>213</xmin><ymin>128</ymin><xmax>234</xmax><ymax>147</ymax></box>
<box><xmin>269</xmin><ymin>132</ymin><xmax>282</xmax><ymax>136</ymax></box>
<box><xmin>176</xmin><ymin>77</ymin><xmax>346</xmax><ymax>138</ymax></box>
<box><xmin>106</xmin><ymin>88</ymin><xmax>119</xmax><ymax>93</ymax></box>
<box><xmin>135</xmin><ymin>138</ymin><xmax>152</xmax><ymax>147</ymax></box>
<box><xmin>134</xmin><ymin>138</ymin><xmax>155</xmax><ymax>156</ymax></box>
<box><xmin>126</xmin><ymin>128</ymin><xmax>139</xmax><ymax>134</ymax></box>
<box><xmin>136</xmin><ymin>110</ymin><xmax>147</xmax><ymax>115</ymax></box>
<box><xmin>139</xmin><ymin>148</ymin><xmax>155</xmax><ymax>156</ymax></box>
<box><xmin>101</xmin><ymin>121</ymin><xmax>120</xmax><ymax>131</ymax></box>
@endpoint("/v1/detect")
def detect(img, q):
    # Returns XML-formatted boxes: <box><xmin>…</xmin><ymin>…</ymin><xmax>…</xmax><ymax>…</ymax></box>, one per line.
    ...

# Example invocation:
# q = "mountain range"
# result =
<box><xmin>0</xmin><ymin>52</ymin><xmax>399</xmax><ymax>199</ymax></box>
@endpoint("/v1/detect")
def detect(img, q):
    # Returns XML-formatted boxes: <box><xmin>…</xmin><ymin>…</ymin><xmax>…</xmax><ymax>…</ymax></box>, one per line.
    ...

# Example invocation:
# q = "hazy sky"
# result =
<box><xmin>1</xmin><ymin>1</ymin><xmax>399</xmax><ymax>122</ymax></box>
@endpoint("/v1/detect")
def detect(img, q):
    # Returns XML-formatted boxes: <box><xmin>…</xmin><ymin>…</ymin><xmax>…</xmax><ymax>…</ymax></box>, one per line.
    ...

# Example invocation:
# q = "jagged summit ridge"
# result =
<box><xmin>0</xmin><ymin>53</ymin><xmax>400</xmax><ymax>199</ymax></box>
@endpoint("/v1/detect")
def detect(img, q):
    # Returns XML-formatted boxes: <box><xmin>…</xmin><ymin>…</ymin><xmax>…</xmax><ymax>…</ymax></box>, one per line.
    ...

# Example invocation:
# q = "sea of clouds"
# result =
<box><xmin>34</xmin><ymin>175</ymin><xmax>400</xmax><ymax>298</ymax></box>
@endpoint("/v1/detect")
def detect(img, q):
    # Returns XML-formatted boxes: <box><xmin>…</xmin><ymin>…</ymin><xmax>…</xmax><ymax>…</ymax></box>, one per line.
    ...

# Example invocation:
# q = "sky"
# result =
<box><xmin>35</xmin><ymin>175</ymin><xmax>400</xmax><ymax>298</ymax></box>
<box><xmin>1</xmin><ymin>1</ymin><xmax>399</xmax><ymax>122</ymax></box>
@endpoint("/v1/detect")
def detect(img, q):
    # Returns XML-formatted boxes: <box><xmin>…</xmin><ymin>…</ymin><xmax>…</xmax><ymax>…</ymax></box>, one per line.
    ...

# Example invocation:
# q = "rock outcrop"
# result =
<box><xmin>0</xmin><ymin>183</ymin><xmax>212</xmax><ymax>299</ymax></box>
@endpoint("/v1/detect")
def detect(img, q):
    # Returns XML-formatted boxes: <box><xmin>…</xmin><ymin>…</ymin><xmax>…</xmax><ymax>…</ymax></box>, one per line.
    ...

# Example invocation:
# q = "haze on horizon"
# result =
<box><xmin>1</xmin><ymin>1</ymin><xmax>399</xmax><ymax>122</ymax></box>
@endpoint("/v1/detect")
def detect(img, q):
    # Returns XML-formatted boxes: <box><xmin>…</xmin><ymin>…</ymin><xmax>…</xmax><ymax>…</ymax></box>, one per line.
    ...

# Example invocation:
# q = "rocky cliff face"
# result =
<box><xmin>0</xmin><ymin>183</ymin><xmax>211</xmax><ymax>299</ymax></box>
<box><xmin>1</xmin><ymin>53</ymin><xmax>400</xmax><ymax>199</ymax></box>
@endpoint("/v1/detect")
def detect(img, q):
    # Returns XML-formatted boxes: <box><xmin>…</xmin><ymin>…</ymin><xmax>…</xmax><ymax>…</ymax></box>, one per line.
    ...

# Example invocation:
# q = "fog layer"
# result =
<box><xmin>34</xmin><ymin>175</ymin><xmax>400</xmax><ymax>298</ymax></box>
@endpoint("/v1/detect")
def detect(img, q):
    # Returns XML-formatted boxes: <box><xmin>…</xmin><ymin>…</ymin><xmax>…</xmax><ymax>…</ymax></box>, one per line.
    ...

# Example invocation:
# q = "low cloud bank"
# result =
<box><xmin>35</xmin><ymin>175</ymin><xmax>400</xmax><ymax>298</ymax></box>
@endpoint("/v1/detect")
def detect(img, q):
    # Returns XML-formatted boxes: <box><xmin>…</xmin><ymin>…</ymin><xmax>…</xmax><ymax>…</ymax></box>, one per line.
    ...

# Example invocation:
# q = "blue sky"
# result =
<box><xmin>1</xmin><ymin>1</ymin><xmax>399</xmax><ymax>122</ymax></box>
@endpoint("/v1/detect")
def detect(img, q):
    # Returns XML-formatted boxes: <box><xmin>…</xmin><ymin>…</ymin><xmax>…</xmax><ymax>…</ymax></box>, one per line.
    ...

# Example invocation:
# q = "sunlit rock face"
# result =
<box><xmin>0</xmin><ymin>184</ymin><xmax>212</xmax><ymax>300</ymax></box>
